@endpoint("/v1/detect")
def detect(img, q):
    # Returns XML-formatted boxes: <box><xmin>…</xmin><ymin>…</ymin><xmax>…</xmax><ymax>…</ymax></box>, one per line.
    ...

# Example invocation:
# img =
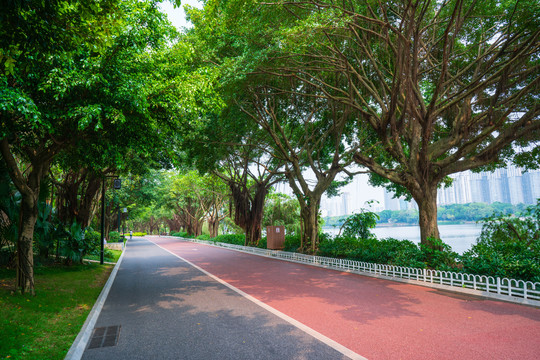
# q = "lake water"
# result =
<box><xmin>322</xmin><ymin>223</ymin><xmax>483</xmax><ymax>254</ymax></box>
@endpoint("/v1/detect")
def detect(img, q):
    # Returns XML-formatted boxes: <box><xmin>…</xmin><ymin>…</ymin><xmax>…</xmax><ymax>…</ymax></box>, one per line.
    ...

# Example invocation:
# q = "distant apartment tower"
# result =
<box><xmin>341</xmin><ymin>192</ymin><xmax>350</xmax><ymax>215</ymax></box>
<box><xmin>383</xmin><ymin>189</ymin><xmax>416</xmax><ymax>210</ymax></box>
<box><xmin>438</xmin><ymin>165</ymin><xmax>540</xmax><ymax>206</ymax></box>
<box><xmin>384</xmin><ymin>189</ymin><xmax>401</xmax><ymax>211</ymax></box>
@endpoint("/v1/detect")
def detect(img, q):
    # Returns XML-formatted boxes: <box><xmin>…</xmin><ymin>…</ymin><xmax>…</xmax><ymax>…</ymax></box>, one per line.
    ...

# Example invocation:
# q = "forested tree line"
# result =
<box><xmin>2</xmin><ymin>0</ymin><xmax>539</xmax><ymax>294</ymax></box>
<box><xmin>323</xmin><ymin>202</ymin><xmax>532</xmax><ymax>227</ymax></box>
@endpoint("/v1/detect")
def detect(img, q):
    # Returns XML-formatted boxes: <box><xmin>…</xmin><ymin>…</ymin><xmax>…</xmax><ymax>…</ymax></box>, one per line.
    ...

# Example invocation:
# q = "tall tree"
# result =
<box><xmin>239</xmin><ymin>79</ymin><xmax>362</xmax><ymax>252</ymax></box>
<box><xmin>0</xmin><ymin>0</ymin><xmax>176</xmax><ymax>293</ymax></box>
<box><xmin>263</xmin><ymin>0</ymin><xmax>540</xmax><ymax>245</ymax></box>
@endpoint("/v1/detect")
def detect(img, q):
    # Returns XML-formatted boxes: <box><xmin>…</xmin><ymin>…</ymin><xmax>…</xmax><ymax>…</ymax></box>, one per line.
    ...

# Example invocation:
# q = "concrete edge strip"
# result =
<box><xmin>64</xmin><ymin>242</ymin><xmax>128</xmax><ymax>360</ymax></box>
<box><xmin>148</xmin><ymin>239</ymin><xmax>367</xmax><ymax>360</ymax></box>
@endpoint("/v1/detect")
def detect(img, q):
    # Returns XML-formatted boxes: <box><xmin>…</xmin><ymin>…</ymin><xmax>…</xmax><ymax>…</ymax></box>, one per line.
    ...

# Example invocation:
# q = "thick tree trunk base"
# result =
<box><xmin>17</xmin><ymin>234</ymin><xmax>35</xmax><ymax>295</ymax></box>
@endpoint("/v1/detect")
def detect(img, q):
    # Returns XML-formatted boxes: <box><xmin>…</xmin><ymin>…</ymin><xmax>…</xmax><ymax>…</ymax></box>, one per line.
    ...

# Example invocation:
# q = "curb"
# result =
<box><xmin>64</xmin><ymin>242</ymin><xmax>128</xmax><ymax>360</ymax></box>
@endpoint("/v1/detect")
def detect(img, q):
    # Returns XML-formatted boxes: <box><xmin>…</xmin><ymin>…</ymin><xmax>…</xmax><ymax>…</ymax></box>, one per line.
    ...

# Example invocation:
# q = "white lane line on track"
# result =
<box><xmin>148</xmin><ymin>238</ymin><xmax>367</xmax><ymax>360</ymax></box>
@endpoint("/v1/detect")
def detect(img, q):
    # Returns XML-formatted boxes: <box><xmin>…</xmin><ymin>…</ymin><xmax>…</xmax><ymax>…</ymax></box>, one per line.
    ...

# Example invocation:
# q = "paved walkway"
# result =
<box><xmin>79</xmin><ymin>236</ymin><xmax>540</xmax><ymax>360</ymax></box>
<box><xmin>80</xmin><ymin>237</ymin><xmax>349</xmax><ymax>360</ymax></box>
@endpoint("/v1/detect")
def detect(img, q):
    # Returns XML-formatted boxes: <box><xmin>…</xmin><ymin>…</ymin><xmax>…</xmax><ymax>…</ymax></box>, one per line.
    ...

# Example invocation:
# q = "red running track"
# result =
<box><xmin>149</xmin><ymin>237</ymin><xmax>540</xmax><ymax>360</ymax></box>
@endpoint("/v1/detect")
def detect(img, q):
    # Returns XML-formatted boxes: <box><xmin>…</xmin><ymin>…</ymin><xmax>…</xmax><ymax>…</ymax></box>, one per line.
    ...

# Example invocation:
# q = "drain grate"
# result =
<box><xmin>88</xmin><ymin>325</ymin><xmax>121</xmax><ymax>349</ymax></box>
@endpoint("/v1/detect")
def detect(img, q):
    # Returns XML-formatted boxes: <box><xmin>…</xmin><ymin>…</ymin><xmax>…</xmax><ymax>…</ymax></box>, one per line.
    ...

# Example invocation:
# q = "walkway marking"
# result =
<box><xmin>149</xmin><ymin>239</ymin><xmax>367</xmax><ymax>360</ymax></box>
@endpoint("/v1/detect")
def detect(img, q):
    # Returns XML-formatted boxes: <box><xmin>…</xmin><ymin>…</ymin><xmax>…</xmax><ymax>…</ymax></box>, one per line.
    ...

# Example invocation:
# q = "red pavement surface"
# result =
<box><xmin>149</xmin><ymin>236</ymin><xmax>540</xmax><ymax>360</ymax></box>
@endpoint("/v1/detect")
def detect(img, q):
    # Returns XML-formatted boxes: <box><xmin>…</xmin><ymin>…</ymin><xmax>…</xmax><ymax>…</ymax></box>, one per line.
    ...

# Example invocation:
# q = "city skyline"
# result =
<box><xmin>275</xmin><ymin>165</ymin><xmax>540</xmax><ymax>217</ymax></box>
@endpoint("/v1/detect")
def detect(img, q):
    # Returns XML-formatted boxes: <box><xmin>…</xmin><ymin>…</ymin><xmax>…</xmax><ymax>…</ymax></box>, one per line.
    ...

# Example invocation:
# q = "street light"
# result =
<box><xmin>122</xmin><ymin>208</ymin><xmax>127</xmax><ymax>241</ymax></box>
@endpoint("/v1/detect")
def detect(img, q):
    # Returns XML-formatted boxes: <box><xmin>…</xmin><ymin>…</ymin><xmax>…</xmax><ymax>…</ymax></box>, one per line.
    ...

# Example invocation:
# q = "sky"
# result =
<box><xmin>159</xmin><ymin>0</ymin><xmax>202</xmax><ymax>30</ymax></box>
<box><xmin>158</xmin><ymin>1</ymin><xmax>386</xmax><ymax>213</ymax></box>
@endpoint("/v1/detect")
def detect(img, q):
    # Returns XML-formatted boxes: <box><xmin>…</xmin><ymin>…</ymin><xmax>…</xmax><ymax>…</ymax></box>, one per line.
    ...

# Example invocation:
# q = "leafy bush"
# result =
<box><xmin>384</xmin><ymin>238</ymin><xmax>426</xmax><ymax>268</ymax></box>
<box><xmin>283</xmin><ymin>234</ymin><xmax>302</xmax><ymax>252</ymax></box>
<box><xmin>196</xmin><ymin>234</ymin><xmax>211</xmax><ymax>240</ymax></box>
<box><xmin>418</xmin><ymin>237</ymin><xmax>459</xmax><ymax>270</ymax></box>
<box><xmin>34</xmin><ymin>202</ymin><xmax>56</xmax><ymax>258</ymax></box>
<box><xmin>59</xmin><ymin>222</ymin><xmax>90</xmax><ymax>264</ymax></box>
<box><xmin>318</xmin><ymin>235</ymin><xmax>453</xmax><ymax>269</ymax></box>
<box><xmin>257</xmin><ymin>236</ymin><xmax>267</xmax><ymax>249</ymax></box>
<box><xmin>340</xmin><ymin>210</ymin><xmax>379</xmax><ymax>239</ymax></box>
<box><xmin>131</xmin><ymin>232</ymin><xmax>146</xmax><ymax>237</ymax></box>
<box><xmin>171</xmin><ymin>231</ymin><xmax>197</xmax><ymax>238</ymax></box>
<box><xmin>84</xmin><ymin>229</ymin><xmax>101</xmax><ymax>255</ymax></box>
<box><xmin>108</xmin><ymin>231</ymin><xmax>121</xmax><ymax>243</ymax></box>
<box><xmin>213</xmin><ymin>234</ymin><xmax>245</xmax><ymax>245</ymax></box>
<box><xmin>172</xmin><ymin>231</ymin><xmax>188</xmax><ymax>237</ymax></box>
<box><xmin>460</xmin><ymin>202</ymin><xmax>540</xmax><ymax>282</ymax></box>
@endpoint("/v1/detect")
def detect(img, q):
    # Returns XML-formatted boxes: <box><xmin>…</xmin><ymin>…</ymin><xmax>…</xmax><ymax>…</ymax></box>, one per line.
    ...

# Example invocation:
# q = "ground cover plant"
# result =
<box><xmin>0</xmin><ymin>263</ymin><xmax>113</xmax><ymax>359</ymax></box>
<box><xmin>83</xmin><ymin>249</ymin><xmax>122</xmax><ymax>264</ymax></box>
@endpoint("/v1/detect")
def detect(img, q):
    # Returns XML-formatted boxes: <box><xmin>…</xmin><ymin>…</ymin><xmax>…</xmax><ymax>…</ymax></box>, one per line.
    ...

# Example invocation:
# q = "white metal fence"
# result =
<box><xmin>182</xmin><ymin>238</ymin><xmax>540</xmax><ymax>305</ymax></box>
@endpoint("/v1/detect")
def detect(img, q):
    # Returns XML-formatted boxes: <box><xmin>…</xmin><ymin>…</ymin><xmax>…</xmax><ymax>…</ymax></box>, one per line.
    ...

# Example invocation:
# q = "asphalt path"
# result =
<box><xmin>81</xmin><ymin>237</ymin><xmax>350</xmax><ymax>360</ymax></box>
<box><xmin>150</xmin><ymin>236</ymin><xmax>540</xmax><ymax>360</ymax></box>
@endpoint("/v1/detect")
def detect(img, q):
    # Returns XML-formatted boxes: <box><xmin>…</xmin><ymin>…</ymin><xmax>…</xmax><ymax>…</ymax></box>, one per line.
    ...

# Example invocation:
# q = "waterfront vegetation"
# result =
<box><xmin>323</xmin><ymin>202</ymin><xmax>531</xmax><ymax>228</ymax></box>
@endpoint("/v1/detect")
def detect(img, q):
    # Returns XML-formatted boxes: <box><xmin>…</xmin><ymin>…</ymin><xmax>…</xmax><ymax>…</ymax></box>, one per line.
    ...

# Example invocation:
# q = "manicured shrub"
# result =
<box><xmin>257</xmin><ymin>237</ymin><xmax>267</xmax><ymax>249</ymax></box>
<box><xmin>171</xmin><ymin>231</ymin><xmax>189</xmax><ymax>237</ymax></box>
<box><xmin>196</xmin><ymin>234</ymin><xmax>211</xmax><ymax>240</ymax></box>
<box><xmin>419</xmin><ymin>237</ymin><xmax>459</xmax><ymax>270</ymax></box>
<box><xmin>213</xmin><ymin>234</ymin><xmax>245</xmax><ymax>245</ymax></box>
<box><xmin>131</xmin><ymin>232</ymin><xmax>146</xmax><ymax>237</ymax></box>
<box><xmin>108</xmin><ymin>231</ymin><xmax>121</xmax><ymax>243</ymax></box>
<box><xmin>318</xmin><ymin>235</ymin><xmax>444</xmax><ymax>269</ymax></box>
<box><xmin>282</xmin><ymin>234</ymin><xmax>301</xmax><ymax>252</ymax></box>
<box><xmin>85</xmin><ymin>229</ymin><xmax>101</xmax><ymax>252</ymax></box>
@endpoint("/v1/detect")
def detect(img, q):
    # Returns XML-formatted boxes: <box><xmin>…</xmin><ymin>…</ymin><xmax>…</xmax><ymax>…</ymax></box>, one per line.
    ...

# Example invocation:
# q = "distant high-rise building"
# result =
<box><xmin>384</xmin><ymin>189</ymin><xmax>401</xmax><ymax>211</ymax></box>
<box><xmin>437</xmin><ymin>165</ymin><xmax>540</xmax><ymax>206</ymax></box>
<box><xmin>342</xmin><ymin>192</ymin><xmax>350</xmax><ymax>216</ymax></box>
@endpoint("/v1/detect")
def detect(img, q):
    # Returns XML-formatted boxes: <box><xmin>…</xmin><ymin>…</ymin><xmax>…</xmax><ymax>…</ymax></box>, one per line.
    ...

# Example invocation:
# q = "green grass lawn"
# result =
<box><xmin>83</xmin><ymin>249</ymin><xmax>122</xmax><ymax>263</ymax></box>
<box><xmin>0</xmin><ymin>262</ymin><xmax>113</xmax><ymax>360</ymax></box>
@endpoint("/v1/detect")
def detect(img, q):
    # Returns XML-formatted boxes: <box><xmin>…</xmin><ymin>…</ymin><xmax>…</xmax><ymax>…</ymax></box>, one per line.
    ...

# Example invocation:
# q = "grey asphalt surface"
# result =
<box><xmin>81</xmin><ymin>238</ymin><xmax>349</xmax><ymax>360</ymax></box>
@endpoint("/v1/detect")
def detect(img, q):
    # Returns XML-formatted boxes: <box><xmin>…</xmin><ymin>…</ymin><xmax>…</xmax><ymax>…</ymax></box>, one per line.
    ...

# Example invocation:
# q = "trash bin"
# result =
<box><xmin>267</xmin><ymin>226</ymin><xmax>285</xmax><ymax>250</ymax></box>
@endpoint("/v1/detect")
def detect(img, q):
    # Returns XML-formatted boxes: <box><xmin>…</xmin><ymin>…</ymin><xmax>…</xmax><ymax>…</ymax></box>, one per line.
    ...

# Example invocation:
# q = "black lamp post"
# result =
<box><xmin>122</xmin><ymin>208</ymin><xmax>127</xmax><ymax>240</ymax></box>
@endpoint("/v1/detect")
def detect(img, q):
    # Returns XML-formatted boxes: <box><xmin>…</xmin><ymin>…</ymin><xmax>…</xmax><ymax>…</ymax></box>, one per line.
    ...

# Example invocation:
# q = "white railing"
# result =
<box><xmin>183</xmin><ymin>238</ymin><xmax>540</xmax><ymax>304</ymax></box>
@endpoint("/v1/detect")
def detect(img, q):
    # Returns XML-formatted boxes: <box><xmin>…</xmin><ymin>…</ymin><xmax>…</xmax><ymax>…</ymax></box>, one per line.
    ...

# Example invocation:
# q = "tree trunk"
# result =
<box><xmin>244</xmin><ymin>183</ymin><xmax>267</xmax><ymax>246</ymax></box>
<box><xmin>78</xmin><ymin>174</ymin><xmax>101</xmax><ymax>228</ymax></box>
<box><xmin>210</xmin><ymin>220</ymin><xmax>219</xmax><ymax>237</ymax></box>
<box><xmin>245</xmin><ymin>218</ymin><xmax>262</xmax><ymax>246</ymax></box>
<box><xmin>300</xmin><ymin>196</ymin><xmax>321</xmax><ymax>253</ymax></box>
<box><xmin>17</xmin><ymin>195</ymin><xmax>38</xmax><ymax>295</ymax></box>
<box><xmin>0</xmin><ymin>139</ymin><xmax>52</xmax><ymax>295</ymax></box>
<box><xmin>414</xmin><ymin>185</ymin><xmax>441</xmax><ymax>248</ymax></box>
<box><xmin>229</xmin><ymin>180</ymin><xmax>268</xmax><ymax>247</ymax></box>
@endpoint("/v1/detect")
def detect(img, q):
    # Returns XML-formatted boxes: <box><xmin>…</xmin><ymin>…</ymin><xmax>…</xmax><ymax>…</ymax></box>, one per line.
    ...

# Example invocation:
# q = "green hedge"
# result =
<box><xmin>171</xmin><ymin>231</ymin><xmax>196</xmax><ymax>238</ymax></box>
<box><xmin>108</xmin><ymin>231</ymin><xmax>121</xmax><ymax>243</ymax></box>
<box><xmin>212</xmin><ymin>234</ymin><xmax>245</xmax><ymax>245</ymax></box>
<box><xmin>283</xmin><ymin>234</ymin><xmax>302</xmax><ymax>252</ymax></box>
